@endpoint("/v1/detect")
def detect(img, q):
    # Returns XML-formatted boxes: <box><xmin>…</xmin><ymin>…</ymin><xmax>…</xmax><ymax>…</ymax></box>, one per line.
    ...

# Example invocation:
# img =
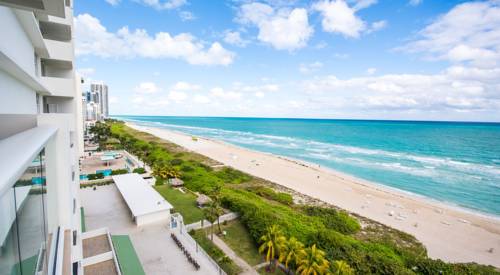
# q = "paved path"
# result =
<box><xmin>212</xmin><ymin>234</ymin><xmax>259</xmax><ymax>275</ymax></box>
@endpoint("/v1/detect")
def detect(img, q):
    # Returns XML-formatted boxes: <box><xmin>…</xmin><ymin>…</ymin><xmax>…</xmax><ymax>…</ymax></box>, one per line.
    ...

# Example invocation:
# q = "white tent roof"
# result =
<box><xmin>112</xmin><ymin>173</ymin><xmax>173</xmax><ymax>217</ymax></box>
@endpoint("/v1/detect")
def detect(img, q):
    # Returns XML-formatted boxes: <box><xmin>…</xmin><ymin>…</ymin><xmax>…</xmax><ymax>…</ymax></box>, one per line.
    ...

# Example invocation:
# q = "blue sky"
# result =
<box><xmin>75</xmin><ymin>0</ymin><xmax>500</xmax><ymax>122</ymax></box>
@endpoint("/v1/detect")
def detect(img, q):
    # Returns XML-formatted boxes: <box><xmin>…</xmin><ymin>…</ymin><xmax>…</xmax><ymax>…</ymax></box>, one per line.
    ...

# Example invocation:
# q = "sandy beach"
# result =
<box><xmin>128</xmin><ymin>123</ymin><xmax>500</xmax><ymax>268</ymax></box>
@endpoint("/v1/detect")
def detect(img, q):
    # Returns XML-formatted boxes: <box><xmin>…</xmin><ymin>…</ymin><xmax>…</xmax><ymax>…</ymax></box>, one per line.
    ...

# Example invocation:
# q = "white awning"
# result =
<box><xmin>112</xmin><ymin>173</ymin><xmax>173</xmax><ymax>218</ymax></box>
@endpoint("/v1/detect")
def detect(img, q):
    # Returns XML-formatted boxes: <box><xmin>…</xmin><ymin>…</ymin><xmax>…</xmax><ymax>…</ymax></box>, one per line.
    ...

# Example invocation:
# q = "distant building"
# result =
<box><xmin>90</xmin><ymin>83</ymin><xmax>109</xmax><ymax>119</ymax></box>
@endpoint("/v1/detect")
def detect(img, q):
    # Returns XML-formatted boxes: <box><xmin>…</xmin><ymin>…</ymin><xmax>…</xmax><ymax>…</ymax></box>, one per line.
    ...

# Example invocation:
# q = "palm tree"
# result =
<box><xmin>296</xmin><ymin>244</ymin><xmax>329</xmax><ymax>275</ymax></box>
<box><xmin>259</xmin><ymin>225</ymin><xmax>286</xmax><ymax>270</ymax></box>
<box><xmin>210</xmin><ymin>186</ymin><xmax>224</xmax><ymax>233</ymax></box>
<box><xmin>279</xmin><ymin>237</ymin><xmax>305</xmax><ymax>271</ymax></box>
<box><xmin>202</xmin><ymin>203</ymin><xmax>218</xmax><ymax>241</ymax></box>
<box><xmin>329</xmin><ymin>260</ymin><xmax>354</xmax><ymax>275</ymax></box>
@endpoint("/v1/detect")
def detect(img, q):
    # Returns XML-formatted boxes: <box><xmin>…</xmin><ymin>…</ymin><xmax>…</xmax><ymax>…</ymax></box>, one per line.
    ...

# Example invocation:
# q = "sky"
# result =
<box><xmin>75</xmin><ymin>0</ymin><xmax>500</xmax><ymax>122</ymax></box>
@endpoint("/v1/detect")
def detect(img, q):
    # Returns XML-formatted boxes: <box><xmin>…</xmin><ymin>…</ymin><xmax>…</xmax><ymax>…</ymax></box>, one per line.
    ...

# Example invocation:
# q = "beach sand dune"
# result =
<box><xmin>129</xmin><ymin>123</ymin><xmax>500</xmax><ymax>267</ymax></box>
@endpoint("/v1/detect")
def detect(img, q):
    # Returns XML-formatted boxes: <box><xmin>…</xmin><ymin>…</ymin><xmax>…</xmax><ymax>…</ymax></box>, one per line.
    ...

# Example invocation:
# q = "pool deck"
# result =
<box><xmin>80</xmin><ymin>151</ymin><xmax>138</xmax><ymax>175</ymax></box>
<box><xmin>80</xmin><ymin>184</ymin><xmax>220</xmax><ymax>275</ymax></box>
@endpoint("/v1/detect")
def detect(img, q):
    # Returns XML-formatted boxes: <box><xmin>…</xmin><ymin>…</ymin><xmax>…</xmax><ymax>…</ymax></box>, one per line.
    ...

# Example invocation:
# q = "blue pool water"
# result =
<box><xmin>96</xmin><ymin>169</ymin><xmax>112</xmax><ymax>176</ymax></box>
<box><xmin>116</xmin><ymin>116</ymin><xmax>500</xmax><ymax>216</ymax></box>
<box><xmin>80</xmin><ymin>174</ymin><xmax>89</xmax><ymax>180</ymax></box>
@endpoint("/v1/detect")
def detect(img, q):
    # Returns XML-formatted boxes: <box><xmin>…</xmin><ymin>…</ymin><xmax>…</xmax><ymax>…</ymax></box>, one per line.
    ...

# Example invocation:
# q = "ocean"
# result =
<box><xmin>116</xmin><ymin>116</ymin><xmax>500</xmax><ymax>216</ymax></box>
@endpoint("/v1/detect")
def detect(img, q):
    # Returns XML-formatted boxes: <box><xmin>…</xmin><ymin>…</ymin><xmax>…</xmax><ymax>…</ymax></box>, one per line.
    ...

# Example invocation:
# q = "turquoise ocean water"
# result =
<box><xmin>116</xmin><ymin>116</ymin><xmax>500</xmax><ymax>216</ymax></box>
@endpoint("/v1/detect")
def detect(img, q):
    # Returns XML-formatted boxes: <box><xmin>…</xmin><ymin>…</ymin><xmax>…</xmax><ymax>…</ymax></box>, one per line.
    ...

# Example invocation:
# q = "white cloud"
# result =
<box><xmin>370</xmin><ymin>20</ymin><xmax>387</xmax><ymax>32</ymax></box>
<box><xmin>172</xmin><ymin>81</ymin><xmax>201</xmax><ymax>91</ymax></box>
<box><xmin>402</xmin><ymin>1</ymin><xmax>500</xmax><ymax>68</ymax></box>
<box><xmin>238</xmin><ymin>3</ymin><xmax>313</xmax><ymax>50</ymax></box>
<box><xmin>302</xmin><ymin>65</ymin><xmax>500</xmax><ymax>112</ymax></box>
<box><xmin>312</xmin><ymin>0</ymin><xmax>384</xmax><ymax>38</ymax></box>
<box><xmin>179</xmin><ymin>11</ymin><xmax>196</xmax><ymax>21</ymax></box>
<box><xmin>313</xmin><ymin>0</ymin><xmax>365</xmax><ymax>38</ymax></box>
<box><xmin>136</xmin><ymin>0</ymin><xmax>186</xmax><ymax>10</ymax></box>
<box><xmin>109</xmin><ymin>96</ymin><xmax>118</xmax><ymax>103</ymax></box>
<box><xmin>210</xmin><ymin>87</ymin><xmax>242</xmax><ymax>100</ymax></box>
<box><xmin>135</xmin><ymin>82</ymin><xmax>160</xmax><ymax>94</ymax></box>
<box><xmin>223</xmin><ymin>31</ymin><xmax>249</xmax><ymax>47</ymax></box>
<box><xmin>255</xmin><ymin>91</ymin><xmax>265</xmax><ymax>98</ymax></box>
<box><xmin>168</xmin><ymin>90</ymin><xmax>187</xmax><ymax>102</ymax></box>
<box><xmin>299</xmin><ymin>62</ymin><xmax>323</xmax><ymax>74</ymax></box>
<box><xmin>409</xmin><ymin>0</ymin><xmax>422</xmax><ymax>7</ymax></box>
<box><xmin>105</xmin><ymin>0</ymin><xmax>120</xmax><ymax>6</ymax></box>
<box><xmin>366</xmin><ymin>67</ymin><xmax>377</xmax><ymax>75</ymax></box>
<box><xmin>194</xmin><ymin>95</ymin><xmax>211</xmax><ymax>104</ymax></box>
<box><xmin>75</xmin><ymin>13</ymin><xmax>235</xmax><ymax>66</ymax></box>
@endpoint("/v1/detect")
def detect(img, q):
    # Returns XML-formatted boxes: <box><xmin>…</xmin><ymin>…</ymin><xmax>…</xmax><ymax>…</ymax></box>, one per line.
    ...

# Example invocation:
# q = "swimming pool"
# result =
<box><xmin>96</xmin><ymin>169</ymin><xmax>112</xmax><ymax>176</ymax></box>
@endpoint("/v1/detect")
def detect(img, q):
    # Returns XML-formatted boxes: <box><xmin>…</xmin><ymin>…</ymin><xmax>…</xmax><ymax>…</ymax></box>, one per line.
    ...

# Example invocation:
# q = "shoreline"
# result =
<box><xmin>127</xmin><ymin>122</ymin><xmax>500</xmax><ymax>267</ymax></box>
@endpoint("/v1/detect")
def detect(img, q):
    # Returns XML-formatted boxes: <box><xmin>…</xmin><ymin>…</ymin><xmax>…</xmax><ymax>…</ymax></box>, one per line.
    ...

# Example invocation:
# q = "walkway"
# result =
<box><xmin>212</xmin><ymin>234</ymin><xmax>258</xmax><ymax>275</ymax></box>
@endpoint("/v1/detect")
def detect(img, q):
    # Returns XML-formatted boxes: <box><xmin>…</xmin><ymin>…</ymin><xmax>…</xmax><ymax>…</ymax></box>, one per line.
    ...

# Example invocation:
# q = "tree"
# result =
<box><xmin>279</xmin><ymin>237</ymin><xmax>305</xmax><ymax>271</ymax></box>
<box><xmin>152</xmin><ymin>164</ymin><xmax>180</xmax><ymax>182</ymax></box>
<box><xmin>210</xmin><ymin>185</ymin><xmax>224</xmax><ymax>233</ymax></box>
<box><xmin>296</xmin><ymin>244</ymin><xmax>329</xmax><ymax>275</ymax></box>
<box><xmin>89</xmin><ymin>121</ymin><xmax>111</xmax><ymax>148</ymax></box>
<box><xmin>259</xmin><ymin>225</ymin><xmax>286</xmax><ymax>270</ymax></box>
<box><xmin>329</xmin><ymin>260</ymin><xmax>354</xmax><ymax>275</ymax></box>
<box><xmin>203</xmin><ymin>203</ymin><xmax>219</xmax><ymax>241</ymax></box>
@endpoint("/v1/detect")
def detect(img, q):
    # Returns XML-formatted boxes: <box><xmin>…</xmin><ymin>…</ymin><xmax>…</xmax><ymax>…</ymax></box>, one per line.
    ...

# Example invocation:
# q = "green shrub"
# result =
<box><xmin>247</xmin><ymin>186</ymin><xmax>293</xmax><ymax>205</ymax></box>
<box><xmin>132</xmin><ymin>167</ymin><xmax>146</xmax><ymax>174</ymax></box>
<box><xmin>302</xmin><ymin>206</ymin><xmax>360</xmax><ymax>234</ymax></box>
<box><xmin>170</xmin><ymin>158</ymin><xmax>183</xmax><ymax>166</ymax></box>
<box><xmin>181</xmin><ymin>164</ymin><xmax>195</xmax><ymax>172</ymax></box>
<box><xmin>215</xmin><ymin>167</ymin><xmax>251</xmax><ymax>184</ymax></box>
<box><xmin>111</xmin><ymin>169</ymin><xmax>128</xmax><ymax>175</ymax></box>
<box><xmin>87</xmin><ymin>173</ymin><xmax>105</xmax><ymax>180</ymax></box>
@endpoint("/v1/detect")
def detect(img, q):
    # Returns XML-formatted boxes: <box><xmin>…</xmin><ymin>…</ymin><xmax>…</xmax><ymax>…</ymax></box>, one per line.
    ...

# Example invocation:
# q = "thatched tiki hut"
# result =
<box><xmin>168</xmin><ymin>178</ymin><xmax>184</xmax><ymax>187</ymax></box>
<box><xmin>196</xmin><ymin>194</ymin><xmax>212</xmax><ymax>207</ymax></box>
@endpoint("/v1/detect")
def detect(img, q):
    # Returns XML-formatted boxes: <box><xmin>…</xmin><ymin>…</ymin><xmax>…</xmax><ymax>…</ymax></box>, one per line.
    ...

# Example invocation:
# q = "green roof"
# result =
<box><xmin>111</xmin><ymin>235</ymin><xmax>145</xmax><ymax>275</ymax></box>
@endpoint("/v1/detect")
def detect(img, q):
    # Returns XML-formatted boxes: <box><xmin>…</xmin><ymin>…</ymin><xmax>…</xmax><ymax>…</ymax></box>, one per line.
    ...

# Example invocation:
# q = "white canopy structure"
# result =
<box><xmin>112</xmin><ymin>173</ymin><xmax>173</xmax><ymax>226</ymax></box>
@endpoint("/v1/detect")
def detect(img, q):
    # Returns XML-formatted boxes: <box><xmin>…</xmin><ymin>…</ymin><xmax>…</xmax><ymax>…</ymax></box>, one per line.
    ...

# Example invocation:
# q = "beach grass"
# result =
<box><xmin>219</xmin><ymin>219</ymin><xmax>263</xmax><ymax>266</ymax></box>
<box><xmin>106</xmin><ymin>120</ymin><xmax>500</xmax><ymax>275</ymax></box>
<box><xmin>153</xmin><ymin>185</ymin><xmax>204</xmax><ymax>224</ymax></box>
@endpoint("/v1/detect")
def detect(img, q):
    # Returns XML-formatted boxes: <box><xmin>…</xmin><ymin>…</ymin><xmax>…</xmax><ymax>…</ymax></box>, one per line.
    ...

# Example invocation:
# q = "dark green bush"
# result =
<box><xmin>132</xmin><ymin>167</ymin><xmax>146</xmax><ymax>174</ymax></box>
<box><xmin>170</xmin><ymin>158</ymin><xmax>183</xmax><ymax>166</ymax></box>
<box><xmin>111</xmin><ymin>169</ymin><xmax>128</xmax><ymax>175</ymax></box>
<box><xmin>87</xmin><ymin>173</ymin><xmax>105</xmax><ymax>180</ymax></box>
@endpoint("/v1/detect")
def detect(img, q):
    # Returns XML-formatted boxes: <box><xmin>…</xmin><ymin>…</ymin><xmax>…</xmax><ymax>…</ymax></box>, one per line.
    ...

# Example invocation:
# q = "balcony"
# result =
<box><xmin>45</xmin><ymin>39</ymin><xmax>73</xmax><ymax>62</ymax></box>
<box><xmin>40</xmin><ymin>76</ymin><xmax>74</xmax><ymax>97</ymax></box>
<box><xmin>38</xmin><ymin>6</ymin><xmax>73</xmax><ymax>26</ymax></box>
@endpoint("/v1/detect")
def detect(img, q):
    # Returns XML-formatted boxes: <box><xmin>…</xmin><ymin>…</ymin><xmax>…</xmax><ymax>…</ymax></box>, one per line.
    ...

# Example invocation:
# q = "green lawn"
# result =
<box><xmin>219</xmin><ymin>220</ymin><xmax>263</xmax><ymax>266</ymax></box>
<box><xmin>258</xmin><ymin>265</ymin><xmax>287</xmax><ymax>275</ymax></box>
<box><xmin>153</xmin><ymin>185</ymin><xmax>204</xmax><ymax>224</ymax></box>
<box><xmin>190</xmin><ymin>230</ymin><xmax>242</xmax><ymax>275</ymax></box>
<box><xmin>111</xmin><ymin>235</ymin><xmax>145</xmax><ymax>275</ymax></box>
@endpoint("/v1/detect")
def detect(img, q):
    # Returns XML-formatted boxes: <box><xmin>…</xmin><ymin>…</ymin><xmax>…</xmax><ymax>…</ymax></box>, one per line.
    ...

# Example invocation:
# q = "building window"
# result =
<box><xmin>0</xmin><ymin>149</ymin><xmax>48</xmax><ymax>274</ymax></box>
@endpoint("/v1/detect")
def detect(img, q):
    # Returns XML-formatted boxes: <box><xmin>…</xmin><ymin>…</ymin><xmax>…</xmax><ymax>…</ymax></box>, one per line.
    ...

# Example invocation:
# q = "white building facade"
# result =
<box><xmin>0</xmin><ymin>0</ymin><xmax>85</xmax><ymax>274</ymax></box>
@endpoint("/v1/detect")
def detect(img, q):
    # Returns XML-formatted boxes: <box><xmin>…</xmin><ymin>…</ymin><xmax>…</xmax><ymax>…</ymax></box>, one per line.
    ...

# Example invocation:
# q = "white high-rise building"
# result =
<box><xmin>90</xmin><ymin>83</ymin><xmax>109</xmax><ymax>119</ymax></box>
<box><xmin>0</xmin><ymin>0</ymin><xmax>85</xmax><ymax>274</ymax></box>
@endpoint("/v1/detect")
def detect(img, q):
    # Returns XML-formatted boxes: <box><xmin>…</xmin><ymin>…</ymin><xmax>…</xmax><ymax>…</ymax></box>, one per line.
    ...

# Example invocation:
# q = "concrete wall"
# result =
<box><xmin>0</xmin><ymin>6</ymin><xmax>35</xmax><ymax>75</ymax></box>
<box><xmin>0</xmin><ymin>71</ymin><xmax>37</xmax><ymax>114</ymax></box>
<box><xmin>136</xmin><ymin>211</ymin><xmax>171</xmax><ymax>227</ymax></box>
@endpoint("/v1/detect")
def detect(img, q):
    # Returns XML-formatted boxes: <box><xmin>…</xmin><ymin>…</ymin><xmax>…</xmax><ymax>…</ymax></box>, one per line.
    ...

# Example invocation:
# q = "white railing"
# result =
<box><xmin>185</xmin><ymin>212</ymin><xmax>239</xmax><ymax>231</ymax></box>
<box><xmin>173</xmin><ymin>215</ymin><xmax>227</xmax><ymax>275</ymax></box>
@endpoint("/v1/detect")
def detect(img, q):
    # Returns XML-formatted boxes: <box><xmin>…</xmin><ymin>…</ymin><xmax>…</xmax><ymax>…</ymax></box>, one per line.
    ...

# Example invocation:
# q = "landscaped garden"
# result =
<box><xmin>153</xmin><ymin>185</ymin><xmax>204</xmax><ymax>224</ymax></box>
<box><xmin>218</xmin><ymin>220</ymin><xmax>262</xmax><ymax>266</ymax></box>
<box><xmin>105</xmin><ymin>119</ymin><xmax>500</xmax><ymax>275</ymax></box>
